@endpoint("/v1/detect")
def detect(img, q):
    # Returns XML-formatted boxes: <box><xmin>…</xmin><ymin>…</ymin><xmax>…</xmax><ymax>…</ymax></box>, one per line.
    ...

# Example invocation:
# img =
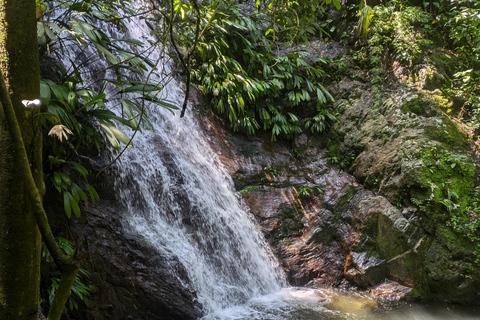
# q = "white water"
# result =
<box><xmin>109</xmin><ymin>14</ymin><xmax>286</xmax><ymax>316</ymax></box>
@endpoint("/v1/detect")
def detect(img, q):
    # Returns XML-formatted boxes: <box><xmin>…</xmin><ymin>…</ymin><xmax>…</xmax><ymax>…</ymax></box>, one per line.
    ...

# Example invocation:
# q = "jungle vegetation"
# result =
<box><xmin>0</xmin><ymin>0</ymin><xmax>479</xmax><ymax>318</ymax></box>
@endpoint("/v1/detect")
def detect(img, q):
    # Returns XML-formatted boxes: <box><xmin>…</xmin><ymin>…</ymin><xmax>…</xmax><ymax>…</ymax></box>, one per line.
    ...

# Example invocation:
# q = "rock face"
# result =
<box><xmin>50</xmin><ymin>199</ymin><xmax>203</xmax><ymax>320</ymax></box>
<box><xmin>198</xmin><ymin>68</ymin><xmax>480</xmax><ymax>304</ymax></box>
<box><xmin>327</xmin><ymin>73</ymin><xmax>480</xmax><ymax>303</ymax></box>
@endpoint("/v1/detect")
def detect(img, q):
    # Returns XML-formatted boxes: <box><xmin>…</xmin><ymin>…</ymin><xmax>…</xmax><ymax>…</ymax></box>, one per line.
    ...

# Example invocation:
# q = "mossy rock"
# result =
<box><xmin>424</xmin><ymin>240</ymin><xmax>480</xmax><ymax>303</ymax></box>
<box><xmin>277</xmin><ymin>203</ymin><xmax>304</xmax><ymax>238</ymax></box>
<box><xmin>428</xmin><ymin>51</ymin><xmax>457</xmax><ymax>80</ymax></box>
<box><xmin>435</xmin><ymin>225</ymin><xmax>476</xmax><ymax>259</ymax></box>
<box><xmin>423</xmin><ymin>117</ymin><xmax>470</xmax><ymax>151</ymax></box>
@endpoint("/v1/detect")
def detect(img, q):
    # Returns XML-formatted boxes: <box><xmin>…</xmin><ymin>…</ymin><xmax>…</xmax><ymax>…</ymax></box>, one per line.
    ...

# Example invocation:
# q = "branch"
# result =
<box><xmin>169</xmin><ymin>0</ymin><xmax>201</xmax><ymax>117</ymax></box>
<box><xmin>0</xmin><ymin>70</ymin><xmax>79</xmax><ymax>320</ymax></box>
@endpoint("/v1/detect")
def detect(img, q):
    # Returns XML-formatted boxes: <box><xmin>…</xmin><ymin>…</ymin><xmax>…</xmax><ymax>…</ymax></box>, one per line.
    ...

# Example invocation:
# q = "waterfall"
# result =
<box><xmin>52</xmin><ymin>1</ymin><xmax>285</xmax><ymax>316</ymax></box>
<box><xmin>100</xmin><ymin>9</ymin><xmax>286</xmax><ymax>316</ymax></box>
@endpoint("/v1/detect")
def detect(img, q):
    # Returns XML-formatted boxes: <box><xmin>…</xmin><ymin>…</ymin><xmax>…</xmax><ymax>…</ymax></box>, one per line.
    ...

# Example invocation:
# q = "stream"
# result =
<box><xmin>202</xmin><ymin>287</ymin><xmax>480</xmax><ymax>319</ymax></box>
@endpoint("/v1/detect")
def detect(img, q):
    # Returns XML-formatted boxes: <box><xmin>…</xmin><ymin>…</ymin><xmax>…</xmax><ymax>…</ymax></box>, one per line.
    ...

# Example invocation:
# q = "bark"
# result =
<box><xmin>0</xmin><ymin>0</ymin><xmax>42</xmax><ymax>319</ymax></box>
<box><xmin>0</xmin><ymin>1</ymin><xmax>81</xmax><ymax>317</ymax></box>
<box><xmin>0</xmin><ymin>56</ymin><xmax>81</xmax><ymax>320</ymax></box>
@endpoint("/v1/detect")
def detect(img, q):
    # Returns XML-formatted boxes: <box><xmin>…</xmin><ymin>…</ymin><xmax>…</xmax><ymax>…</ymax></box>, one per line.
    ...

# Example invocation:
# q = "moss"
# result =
<box><xmin>418</xmin><ymin>147</ymin><xmax>475</xmax><ymax>210</ymax></box>
<box><xmin>326</xmin><ymin>144</ymin><xmax>356</xmax><ymax>170</ymax></box>
<box><xmin>403</xmin><ymin>288</ymin><xmax>421</xmax><ymax>301</ymax></box>
<box><xmin>333</xmin><ymin>184</ymin><xmax>357</xmax><ymax>215</ymax></box>
<box><xmin>406</xmin><ymin>145</ymin><xmax>480</xmax><ymax>263</ymax></box>
<box><xmin>377</xmin><ymin>214</ymin><xmax>406</xmax><ymax>258</ymax></box>
<box><xmin>425</xmin><ymin>119</ymin><xmax>469</xmax><ymax>151</ymax></box>
<box><xmin>239</xmin><ymin>185</ymin><xmax>260</xmax><ymax>194</ymax></box>
<box><xmin>436</xmin><ymin>225</ymin><xmax>475</xmax><ymax>258</ymax></box>
<box><xmin>0</xmin><ymin>1</ymin><xmax>42</xmax><ymax>318</ymax></box>
<box><xmin>429</xmin><ymin>52</ymin><xmax>457</xmax><ymax>79</ymax></box>
<box><xmin>277</xmin><ymin>204</ymin><xmax>304</xmax><ymax>238</ymax></box>
<box><xmin>401</xmin><ymin>96</ymin><xmax>426</xmax><ymax>115</ymax></box>
<box><xmin>425</xmin><ymin>91</ymin><xmax>453</xmax><ymax>112</ymax></box>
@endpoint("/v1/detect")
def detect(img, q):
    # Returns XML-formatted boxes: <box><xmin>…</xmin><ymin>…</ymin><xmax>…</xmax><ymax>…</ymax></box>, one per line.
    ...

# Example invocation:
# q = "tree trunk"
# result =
<box><xmin>0</xmin><ymin>0</ymin><xmax>42</xmax><ymax>319</ymax></box>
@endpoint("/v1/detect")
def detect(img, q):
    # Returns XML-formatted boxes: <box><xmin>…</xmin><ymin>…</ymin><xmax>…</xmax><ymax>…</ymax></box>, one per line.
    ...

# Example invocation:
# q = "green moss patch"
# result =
<box><xmin>424</xmin><ymin>118</ymin><xmax>469</xmax><ymax>150</ymax></box>
<box><xmin>409</xmin><ymin>146</ymin><xmax>480</xmax><ymax>264</ymax></box>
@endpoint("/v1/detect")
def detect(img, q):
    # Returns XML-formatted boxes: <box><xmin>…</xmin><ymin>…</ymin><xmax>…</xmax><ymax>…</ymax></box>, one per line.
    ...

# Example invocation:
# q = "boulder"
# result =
<box><xmin>53</xmin><ymin>201</ymin><xmax>203</xmax><ymax>320</ymax></box>
<box><xmin>344</xmin><ymin>252</ymin><xmax>387</xmax><ymax>288</ymax></box>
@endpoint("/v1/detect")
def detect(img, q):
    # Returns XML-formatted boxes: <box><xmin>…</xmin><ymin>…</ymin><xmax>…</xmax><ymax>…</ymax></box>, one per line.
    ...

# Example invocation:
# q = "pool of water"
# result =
<box><xmin>202</xmin><ymin>287</ymin><xmax>480</xmax><ymax>320</ymax></box>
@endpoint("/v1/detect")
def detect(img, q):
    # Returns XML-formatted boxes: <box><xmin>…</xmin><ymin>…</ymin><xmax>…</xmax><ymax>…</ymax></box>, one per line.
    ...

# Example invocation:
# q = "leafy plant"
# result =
<box><xmin>262</xmin><ymin>166</ymin><xmax>283</xmax><ymax>179</ymax></box>
<box><xmin>169</xmin><ymin>0</ymin><xmax>336</xmax><ymax>141</ymax></box>
<box><xmin>447</xmin><ymin>154</ymin><xmax>469</xmax><ymax>168</ymax></box>
<box><xmin>42</xmin><ymin>238</ymin><xmax>94</xmax><ymax>311</ymax></box>
<box><xmin>258</xmin><ymin>0</ymin><xmax>340</xmax><ymax>43</ymax></box>
<box><xmin>46</xmin><ymin>156</ymin><xmax>99</xmax><ymax>218</ymax></box>
<box><xmin>39</xmin><ymin>0</ymin><xmax>178</xmax><ymax>218</ymax></box>
<box><xmin>355</xmin><ymin>3</ymin><xmax>434</xmax><ymax>68</ymax></box>
<box><xmin>326</xmin><ymin>145</ymin><xmax>356</xmax><ymax>169</ymax></box>
<box><xmin>296</xmin><ymin>184</ymin><xmax>324</xmax><ymax>198</ymax></box>
<box><xmin>48</xmin><ymin>269</ymin><xmax>94</xmax><ymax>311</ymax></box>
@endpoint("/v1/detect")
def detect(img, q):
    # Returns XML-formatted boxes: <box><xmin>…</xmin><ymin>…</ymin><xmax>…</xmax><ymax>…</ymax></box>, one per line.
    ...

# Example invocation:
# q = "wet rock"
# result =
<box><xmin>64</xmin><ymin>202</ymin><xmax>203</xmax><ymax>320</ymax></box>
<box><xmin>369</xmin><ymin>281</ymin><xmax>415</xmax><ymax>302</ymax></box>
<box><xmin>344</xmin><ymin>252</ymin><xmax>387</xmax><ymax>288</ymax></box>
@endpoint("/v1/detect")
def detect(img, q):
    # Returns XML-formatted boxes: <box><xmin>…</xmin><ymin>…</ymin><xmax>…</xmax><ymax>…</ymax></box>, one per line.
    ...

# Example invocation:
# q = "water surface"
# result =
<box><xmin>203</xmin><ymin>287</ymin><xmax>480</xmax><ymax>320</ymax></box>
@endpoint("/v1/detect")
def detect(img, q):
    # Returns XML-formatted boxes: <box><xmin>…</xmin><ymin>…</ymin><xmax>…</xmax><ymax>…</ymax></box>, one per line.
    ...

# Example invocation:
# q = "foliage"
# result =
<box><xmin>39</xmin><ymin>0</ymin><xmax>178</xmax><ymax>218</ymax></box>
<box><xmin>168</xmin><ymin>0</ymin><xmax>336</xmax><ymax>141</ymax></box>
<box><xmin>296</xmin><ymin>184</ymin><xmax>324</xmax><ymax>198</ymax></box>
<box><xmin>355</xmin><ymin>3</ymin><xmax>434</xmax><ymax>68</ymax></box>
<box><xmin>353</xmin><ymin>0</ymin><xmax>480</xmax><ymax>142</ymax></box>
<box><xmin>46</xmin><ymin>156</ymin><xmax>99</xmax><ymax>218</ymax></box>
<box><xmin>48</xmin><ymin>269</ymin><xmax>94</xmax><ymax>311</ymax></box>
<box><xmin>256</xmin><ymin>0</ymin><xmax>340</xmax><ymax>43</ymax></box>
<box><xmin>326</xmin><ymin>144</ymin><xmax>356</xmax><ymax>169</ymax></box>
<box><xmin>42</xmin><ymin>238</ymin><xmax>94</xmax><ymax>310</ymax></box>
<box><xmin>439</xmin><ymin>0</ymin><xmax>480</xmax><ymax>131</ymax></box>
<box><xmin>261</xmin><ymin>165</ymin><xmax>284</xmax><ymax>183</ymax></box>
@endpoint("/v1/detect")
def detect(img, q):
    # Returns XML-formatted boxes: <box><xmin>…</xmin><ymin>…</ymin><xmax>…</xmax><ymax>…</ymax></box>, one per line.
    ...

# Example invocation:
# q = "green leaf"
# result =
<box><xmin>71</xmin><ymin>196</ymin><xmax>81</xmax><ymax>218</ymax></box>
<box><xmin>332</xmin><ymin>0</ymin><xmax>341</xmax><ymax>10</ymax></box>
<box><xmin>53</xmin><ymin>171</ymin><xmax>62</xmax><ymax>187</ymax></box>
<box><xmin>49</xmin><ymin>83</ymin><xmax>69</xmax><ymax>103</ymax></box>
<box><xmin>86</xmin><ymin>184</ymin><xmax>99</xmax><ymax>203</ymax></box>
<box><xmin>59</xmin><ymin>171</ymin><xmax>72</xmax><ymax>186</ymax></box>
<box><xmin>121</xmin><ymin>83</ymin><xmax>162</xmax><ymax>93</ymax></box>
<box><xmin>94</xmin><ymin>43</ymin><xmax>120</xmax><ymax>64</ymax></box>
<box><xmin>112</xmin><ymin>37</ymin><xmax>144</xmax><ymax>46</ymax></box>
<box><xmin>100</xmin><ymin>123</ymin><xmax>121</xmax><ymax>150</ymax></box>
<box><xmin>71</xmin><ymin>183</ymin><xmax>88</xmax><ymax>202</ymax></box>
<box><xmin>44</xmin><ymin>22</ymin><xmax>57</xmax><ymax>40</ymax></box>
<box><xmin>40</xmin><ymin>80</ymin><xmax>51</xmax><ymax>104</ymax></box>
<box><xmin>63</xmin><ymin>191</ymin><xmax>72</xmax><ymax>218</ymax></box>
<box><xmin>37</xmin><ymin>21</ymin><xmax>45</xmax><ymax>39</ymax></box>
<box><xmin>109</xmin><ymin>125</ymin><xmax>133</xmax><ymax>147</ymax></box>
<box><xmin>120</xmin><ymin>99</ymin><xmax>139</xmax><ymax>129</ymax></box>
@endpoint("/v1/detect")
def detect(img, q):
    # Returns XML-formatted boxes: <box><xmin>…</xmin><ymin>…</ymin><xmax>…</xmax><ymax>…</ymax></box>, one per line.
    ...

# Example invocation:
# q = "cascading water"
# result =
<box><xmin>104</xmin><ymin>11</ymin><xmax>286</xmax><ymax>317</ymax></box>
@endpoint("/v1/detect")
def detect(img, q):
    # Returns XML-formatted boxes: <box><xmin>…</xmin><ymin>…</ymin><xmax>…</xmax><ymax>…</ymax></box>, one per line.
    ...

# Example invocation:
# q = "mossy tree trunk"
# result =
<box><xmin>0</xmin><ymin>0</ymin><xmax>42</xmax><ymax>319</ymax></box>
<box><xmin>0</xmin><ymin>2</ymin><xmax>81</xmax><ymax>319</ymax></box>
